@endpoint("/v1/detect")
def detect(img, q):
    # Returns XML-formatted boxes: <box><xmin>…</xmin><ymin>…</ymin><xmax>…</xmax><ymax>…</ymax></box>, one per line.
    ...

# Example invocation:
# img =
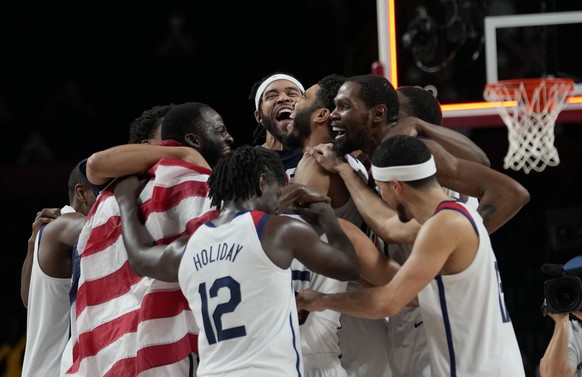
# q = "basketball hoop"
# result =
<box><xmin>483</xmin><ymin>78</ymin><xmax>575</xmax><ymax>174</ymax></box>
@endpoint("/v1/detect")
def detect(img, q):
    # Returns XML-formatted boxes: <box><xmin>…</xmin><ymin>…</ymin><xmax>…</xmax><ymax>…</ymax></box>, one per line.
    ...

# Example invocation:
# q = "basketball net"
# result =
<box><xmin>483</xmin><ymin>78</ymin><xmax>575</xmax><ymax>174</ymax></box>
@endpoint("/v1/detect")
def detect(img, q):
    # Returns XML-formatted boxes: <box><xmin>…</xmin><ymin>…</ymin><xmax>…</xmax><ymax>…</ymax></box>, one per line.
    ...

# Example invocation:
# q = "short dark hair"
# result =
<box><xmin>371</xmin><ymin>135</ymin><xmax>436</xmax><ymax>189</ymax></box>
<box><xmin>398</xmin><ymin>86</ymin><xmax>442</xmax><ymax>125</ymax></box>
<box><xmin>161</xmin><ymin>102</ymin><xmax>211</xmax><ymax>143</ymax></box>
<box><xmin>68</xmin><ymin>158</ymin><xmax>101</xmax><ymax>202</ymax></box>
<box><xmin>207</xmin><ymin>145</ymin><xmax>286</xmax><ymax>209</ymax></box>
<box><xmin>315</xmin><ymin>74</ymin><xmax>347</xmax><ymax>111</ymax></box>
<box><xmin>128</xmin><ymin>104</ymin><xmax>175</xmax><ymax>144</ymax></box>
<box><xmin>348</xmin><ymin>74</ymin><xmax>399</xmax><ymax>123</ymax></box>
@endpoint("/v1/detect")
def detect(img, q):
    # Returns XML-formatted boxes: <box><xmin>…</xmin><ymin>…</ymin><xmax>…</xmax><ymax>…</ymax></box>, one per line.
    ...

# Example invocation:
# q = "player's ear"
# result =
<box><xmin>185</xmin><ymin>133</ymin><xmax>202</xmax><ymax>150</ymax></box>
<box><xmin>373</xmin><ymin>104</ymin><xmax>388</xmax><ymax>123</ymax></box>
<box><xmin>258</xmin><ymin>174</ymin><xmax>268</xmax><ymax>195</ymax></box>
<box><xmin>316</xmin><ymin>108</ymin><xmax>330</xmax><ymax>124</ymax></box>
<box><xmin>254</xmin><ymin>110</ymin><xmax>261</xmax><ymax>124</ymax></box>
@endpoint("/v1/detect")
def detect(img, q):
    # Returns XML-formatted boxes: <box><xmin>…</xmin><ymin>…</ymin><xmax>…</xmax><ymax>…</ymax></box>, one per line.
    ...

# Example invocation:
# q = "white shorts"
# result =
<box><xmin>386</xmin><ymin>307</ymin><xmax>430</xmax><ymax>377</ymax></box>
<box><xmin>338</xmin><ymin>314</ymin><xmax>391</xmax><ymax>377</ymax></box>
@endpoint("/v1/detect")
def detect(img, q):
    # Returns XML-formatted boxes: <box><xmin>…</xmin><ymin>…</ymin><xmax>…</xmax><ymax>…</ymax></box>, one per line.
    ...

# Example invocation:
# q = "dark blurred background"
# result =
<box><xmin>1</xmin><ymin>1</ymin><xmax>581</xmax><ymax>376</ymax></box>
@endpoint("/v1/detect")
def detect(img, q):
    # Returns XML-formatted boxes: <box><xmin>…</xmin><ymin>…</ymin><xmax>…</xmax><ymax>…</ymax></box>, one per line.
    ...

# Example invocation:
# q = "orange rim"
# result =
<box><xmin>484</xmin><ymin>78</ymin><xmax>576</xmax><ymax>110</ymax></box>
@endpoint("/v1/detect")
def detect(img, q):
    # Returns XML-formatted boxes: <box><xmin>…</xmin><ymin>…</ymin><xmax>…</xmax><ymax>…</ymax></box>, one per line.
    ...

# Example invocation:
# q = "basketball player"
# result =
<box><xmin>298</xmin><ymin>135</ymin><xmax>527</xmax><ymax>376</ymax></box>
<box><xmin>284</xmin><ymin>73</ymin><xmax>395</xmax><ymax>377</ymax></box>
<box><xmin>114</xmin><ymin>145</ymin><xmax>361</xmax><ymax>377</ymax></box>
<box><xmin>307</xmin><ymin>74</ymin><xmax>530</xmax><ymax>236</ymax></box>
<box><xmin>21</xmin><ymin>159</ymin><xmax>99</xmax><ymax>377</ymax></box>
<box><xmin>61</xmin><ymin>102</ymin><xmax>234</xmax><ymax>377</ymax></box>
<box><xmin>21</xmin><ymin>104</ymin><xmax>175</xmax><ymax>307</ymax></box>
<box><xmin>249</xmin><ymin>72</ymin><xmax>305</xmax><ymax>180</ymax></box>
<box><xmin>383</xmin><ymin>85</ymin><xmax>483</xmax><ymax>377</ymax></box>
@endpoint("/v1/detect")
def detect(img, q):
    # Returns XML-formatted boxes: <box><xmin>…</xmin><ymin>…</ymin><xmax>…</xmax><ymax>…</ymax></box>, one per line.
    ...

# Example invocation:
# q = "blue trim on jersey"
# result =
<box><xmin>495</xmin><ymin>261</ymin><xmax>511</xmax><ymax>323</ymax></box>
<box><xmin>436</xmin><ymin>275</ymin><xmax>457</xmax><ymax>377</ymax></box>
<box><xmin>203</xmin><ymin>210</ymin><xmax>251</xmax><ymax>228</ymax></box>
<box><xmin>70</xmin><ymin>238</ymin><xmax>81</xmax><ymax>305</ymax></box>
<box><xmin>289</xmin><ymin>311</ymin><xmax>303</xmax><ymax>377</ymax></box>
<box><xmin>435</xmin><ymin>200</ymin><xmax>478</xmax><ymax>234</ymax></box>
<box><xmin>37</xmin><ymin>223</ymin><xmax>47</xmax><ymax>240</ymax></box>
<box><xmin>255</xmin><ymin>212</ymin><xmax>270</xmax><ymax>239</ymax></box>
<box><xmin>291</xmin><ymin>270</ymin><xmax>311</xmax><ymax>282</ymax></box>
<box><xmin>187</xmin><ymin>353</ymin><xmax>195</xmax><ymax>377</ymax></box>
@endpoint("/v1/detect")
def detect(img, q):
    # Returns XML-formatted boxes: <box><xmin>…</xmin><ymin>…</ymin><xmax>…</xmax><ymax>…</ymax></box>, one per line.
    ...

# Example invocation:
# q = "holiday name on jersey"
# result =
<box><xmin>192</xmin><ymin>242</ymin><xmax>244</xmax><ymax>271</ymax></box>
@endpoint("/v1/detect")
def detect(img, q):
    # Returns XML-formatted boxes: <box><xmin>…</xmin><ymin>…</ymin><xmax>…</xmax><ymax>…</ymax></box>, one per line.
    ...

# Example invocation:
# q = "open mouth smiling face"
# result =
<box><xmin>276</xmin><ymin>106</ymin><xmax>293</xmax><ymax>134</ymax></box>
<box><xmin>330</xmin><ymin>120</ymin><xmax>346</xmax><ymax>141</ymax></box>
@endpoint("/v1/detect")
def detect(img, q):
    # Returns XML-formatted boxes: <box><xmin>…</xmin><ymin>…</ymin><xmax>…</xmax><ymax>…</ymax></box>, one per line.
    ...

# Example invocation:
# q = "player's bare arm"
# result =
<box><xmin>87</xmin><ymin>144</ymin><xmax>209</xmax><ymax>185</ymax></box>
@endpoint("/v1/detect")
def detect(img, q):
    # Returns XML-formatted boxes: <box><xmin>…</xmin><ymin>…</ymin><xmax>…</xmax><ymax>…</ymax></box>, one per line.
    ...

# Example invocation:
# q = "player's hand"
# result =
<box><xmin>114</xmin><ymin>175</ymin><xmax>149</xmax><ymax>204</ymax></box>
<box><xmin>296</xmin><ymin>289</ymin><xmax>326</xmax><ymax>312</ymax></box>
<box><xmin>305</xmin><ymin>143</ymin><xmax>347</xmax><ymax>173</ymax></box>
<box><xmin>29</xmin><ymin>208</ymin><xmax>61</xmax><ymax>243</ymax></box>
<box><xmin>293</xmin><ymin>201</ymin><xmax>336</xmax><ymax>226</ymax></box>
<box><xmin>385</xmin><ymin>116</ymin><xmax>421</xmax><ymax>139</ymax></box>
<box><xmin>280</xmin><ymin>183</ymin><xmax>330</xmax><ymax>212</ymax></box>
<box><xmin>32</xmin><ymin>208</ymin><xmax>60</xmax><ymax>230</ymax></box>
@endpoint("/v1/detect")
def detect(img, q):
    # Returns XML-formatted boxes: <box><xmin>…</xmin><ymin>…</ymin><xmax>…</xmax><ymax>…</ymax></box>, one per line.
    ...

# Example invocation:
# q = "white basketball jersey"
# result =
<box><xmin>22</xmin><ymin>205</ymin><xmax>76</xmax><ymax>377</ymax></box>
<box><xmin>418</xmin><ymin>201</ymin><xmax>525</xmax><ymax>377</ymax></box>
<box><xmin>285</xmin><ymin>213</ymin><xmax>348</xmax><ymax>376</ymax></box>
<box><xmin>178</xmin><ymin>210</ymin><xmax>303</xmax><ymax>377</ymax></box>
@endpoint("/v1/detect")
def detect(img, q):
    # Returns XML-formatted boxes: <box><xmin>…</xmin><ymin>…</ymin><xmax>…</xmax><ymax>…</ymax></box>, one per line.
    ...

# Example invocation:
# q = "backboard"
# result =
<box><xmin>375</xmin><ymin>0</ymin><xmax>582</xmax><ymax>128</ymax></box>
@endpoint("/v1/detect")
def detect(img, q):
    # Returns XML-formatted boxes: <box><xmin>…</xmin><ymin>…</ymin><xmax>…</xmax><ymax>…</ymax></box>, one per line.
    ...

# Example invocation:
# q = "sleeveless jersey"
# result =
<box><xmin>65</xmin><ymin>158</ymin><xmax>212</xmax><ymax>377</ymax></box>
<box><xmin>178</xmin><ymin>210</ymin><xmax>303</xmax><ymax>377</ymax></box>
<box><xmin>385</xmin><ymin>191</ymin><xmax>478</xmax><ymax>377</ymax></box>
<box><xmin>333</xmin><ymin>196</ymin><xmax>363</xmax><ymax>228</ymax></box>
<box><xmin>383</xmin><ymin>242</ymin><xmax>430</xmax><ymax>377</ymax></box>
<box><xmin>22</xmin><ymin>205</ymin><xmax>76</xmax><ymax>377</ymax></box>
<box><xmin>418</xmin><ymin>201</ymin><xmax>525</xmax><ymax>377</ymax></box>
<box><xmin>285</xmin><ymin>213</ymin><xmax>347</xmax><ymax>377</ymax></box>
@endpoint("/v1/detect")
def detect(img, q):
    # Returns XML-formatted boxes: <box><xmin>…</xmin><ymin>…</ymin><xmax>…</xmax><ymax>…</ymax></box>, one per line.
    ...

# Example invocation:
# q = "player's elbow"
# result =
<box><xmin>477</xmin><ymin>151</ymin><xmax>491</xmax><ymax>168</ymax></box>
<box><xmin>516</xmin><ymin>184</ymin><xmax>531</xmax><ymax>208</ymax></box>
<box><xmin>86</xmin><ymin>153</ymin><xmax>110</xmax><ymax>185</ymax></box>
<box><xmin>505</xmin><ymin>182</ymin><xmax>531</xmax><ymax>216</ymax></box>
<box><xmin>376</xmin><ymin>300</ymin><xmax>399</xmax><ymax>318</ymax></box>
<box><xmin>126</xmin><ymin>255</ymin><xmax>148</xmax><ymax>278</ymax></box>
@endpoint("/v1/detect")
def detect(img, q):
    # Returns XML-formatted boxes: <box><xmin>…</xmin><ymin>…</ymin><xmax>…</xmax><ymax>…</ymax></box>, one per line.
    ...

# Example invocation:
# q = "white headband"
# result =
<box><xmin>371</xmin><ymin>155</ymin><xmax>437</xmax><ymax>182</ymax></box>
<box><xmin>254</xmin><ymin>74</ymin><xmax>305</xmax><ymax>110</ymax></box>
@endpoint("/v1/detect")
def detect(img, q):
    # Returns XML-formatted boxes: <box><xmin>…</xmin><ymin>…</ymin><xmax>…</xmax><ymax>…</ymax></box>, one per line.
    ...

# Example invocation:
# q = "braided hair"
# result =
<box><xmin>208</xmin><ymin>145</ymin><xmax>286</xmax><ymax>209</ymax></box>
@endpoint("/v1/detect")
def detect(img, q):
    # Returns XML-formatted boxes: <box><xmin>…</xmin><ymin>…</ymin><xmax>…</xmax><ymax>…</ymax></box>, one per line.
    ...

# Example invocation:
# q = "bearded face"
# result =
<box><xmin>282</xmin><ymin>103</ymin><xmax>314</xmax><ymax>150</ymax></box>
<box><xmin>395</xmin><ymin>202</ymin><xmax>411</xmax><ymax>223</ymax></box>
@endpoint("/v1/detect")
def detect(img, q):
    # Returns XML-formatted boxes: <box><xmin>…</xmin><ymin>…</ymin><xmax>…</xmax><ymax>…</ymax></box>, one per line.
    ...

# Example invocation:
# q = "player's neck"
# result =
<box><xmin>408</xmin><ymin>187</ymin><xmax>451</xmax><ymax>224</ymax></box>
<box><xmin>303</xmin><ymin>129</ymin><xmax>331</xmax><ymax>150</ymax></box>
<box><xmin>263</xmin><ymin>132</ymin><xmax>284</xmax><ymax>151</ymax></box>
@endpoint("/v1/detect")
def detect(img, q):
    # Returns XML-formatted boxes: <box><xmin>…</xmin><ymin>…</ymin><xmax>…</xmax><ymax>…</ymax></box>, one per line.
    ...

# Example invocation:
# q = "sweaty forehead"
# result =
<box><xmin>335</xmin><ymin>81</ymin><xmax>360</xmax><ymax>102</ymax></box>
<box><xmin>200</xmin><ymin>107</ymin><xmax>223</xmax><ymax>124</ymax></box>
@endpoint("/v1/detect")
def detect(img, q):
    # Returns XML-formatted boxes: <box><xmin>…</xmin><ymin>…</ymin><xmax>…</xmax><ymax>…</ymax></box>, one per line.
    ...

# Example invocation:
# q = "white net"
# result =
<box><xmin>483</xmin><ymin>78</ymin><xmax>575</xmax><ymax>174</ymax></box>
